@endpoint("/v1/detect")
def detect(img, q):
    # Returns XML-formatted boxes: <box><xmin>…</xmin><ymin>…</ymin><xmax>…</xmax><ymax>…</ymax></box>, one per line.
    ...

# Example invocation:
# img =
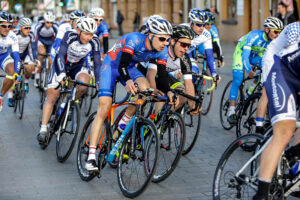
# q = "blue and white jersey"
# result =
<box><xmin>96</xmin><ymin>21</ymin><xmax>109</xmax><ymax>38</ymax></box>
<box><xmin>54</xmin><ymin>31</ymin><xmax>101</xmax><ymax>82</ymax></box>
<box><xmin>14</xmin><ymin>30</ymin><xmax>37</xmax><ymax>61</ymax></box>
<box><xmin>34</xmin><ymin>21</ymin><xmax>58</xmax><ymax>45</ymax></box>
<box><xmin>51</xmin><ymin>23</ymin><xmax>72</xmax><ymax>59</ymax></box>
<box><xmin>262</xmin><ymin>22</ymin><xmax>300</xmax><ymax>83</ymax></box>
<box><xmin>0</xmin><ymin>31</ymin><xmax>20</xmax><ymax>73</ymax></box>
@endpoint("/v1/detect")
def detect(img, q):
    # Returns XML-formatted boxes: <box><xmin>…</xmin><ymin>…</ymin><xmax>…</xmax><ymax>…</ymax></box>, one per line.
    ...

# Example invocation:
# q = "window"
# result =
<box><xmin>222</xmin><ymin>0</ymin><xmax>238</xmax><ymax>24</ymax></box>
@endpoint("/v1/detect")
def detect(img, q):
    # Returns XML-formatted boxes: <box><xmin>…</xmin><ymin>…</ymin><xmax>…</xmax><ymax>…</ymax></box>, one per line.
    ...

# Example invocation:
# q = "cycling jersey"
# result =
<box><xmin>181</xmin><ymin>23</ymin><xmax>216</xmax><ymax>77</ymax></box>
<box><xmin>99</xmin><ymin>32</ymin><xmax>169</xmax><ymax>97</ymax></box>
<box><xmin>34</xmin><ymin>21</ymin><xmax>58</xmax><ymax>53</ymax></box>
<box><xmin>51</xmin><ymin>23</ymin><xmax>72</xmax><ymax>59</ymax></box>
<box><xmin>0</xmin><ymin>31</ymin><xmax>20</xmax><ymax>73</ymax></box>
<box><xmin>96</xmin><ymin>21</ymin><xmax>109</xmax><ymax>38</ymax></box>
<box><xmin>51</xmin><ymin>31</ymin><xmax>101</xmax><ymax>83</ymax></box>
<box><xmin>14</xmin><ymin>30</ymin><xmax>37</xmax><ymax>62</ymax></box>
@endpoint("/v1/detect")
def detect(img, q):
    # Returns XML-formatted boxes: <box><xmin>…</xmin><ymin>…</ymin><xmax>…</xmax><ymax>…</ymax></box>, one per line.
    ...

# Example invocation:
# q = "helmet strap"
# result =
<box><xmin>149</xmin><ymin>34</ymin><xmax>157</xmax><ymax>52</ymax></box>
<box><xmin>171</xmin><ymin>39</ymin><xmax>179</xmax><ymax>59</ymax></box>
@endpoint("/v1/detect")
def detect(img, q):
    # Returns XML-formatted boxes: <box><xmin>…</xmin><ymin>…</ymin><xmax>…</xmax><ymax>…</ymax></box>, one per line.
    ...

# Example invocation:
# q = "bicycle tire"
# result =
<box><xmin>201</xmin><ymin>78</ymin><xmax>214</xmax><ymax>116</ymax></box>
<box><xmin>56</xmin><ymin>102</ymin><xmax>80</xmax><ymax>162</ymax></box>
<box><xmin>77</xmin><ymin>112</ymin><xmax>112</xmax><ymax>181</ymax></box>
<box><xmin>182</xmin><ymin>103</ymin><xmax>201</xmax><ymax>155</ymax></box>
<box><xmin>83</xmin><ymin>86</ymin><xmax>94</xmax><ymax>117</ymax></box>
<box><xmin>212</xmin><ymin>134</ymin><xmax>264</xmax><ymax>200</ymax></box>
<box><xmin>152</xmin><ymin>111</ymin><xmax>186</xmax><ymax>183</ymax></box>
<box><xmin>13</xmin><ymin>83</ymin><xmax>19</xmax><ymax>113</ymax></box>
<box><xmin>236</xmin><ymin>93</ymin><xmax>261</xmax><ymax>138</ymax></box>
<box><xmin>219</xmin><ymin>80</ymin><xmax>234</xmax><ymax>130</ymax></box>
<box><xmin>117</xmin><ymin>117</ymin><xmax>159</xmax><ymax>198</ymax></box>
<box><xmin>18</xmin><ymin>76</ymin><xmax>26</xmax><ymax>120</ymax></box>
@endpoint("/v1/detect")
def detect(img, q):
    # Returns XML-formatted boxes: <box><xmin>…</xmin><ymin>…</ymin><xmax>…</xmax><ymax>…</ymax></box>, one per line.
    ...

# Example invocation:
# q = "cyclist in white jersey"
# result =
<box><xmin>0</xmin><ymin>11</ymin><xmax>20</xmax><ymax>111</ymax></box>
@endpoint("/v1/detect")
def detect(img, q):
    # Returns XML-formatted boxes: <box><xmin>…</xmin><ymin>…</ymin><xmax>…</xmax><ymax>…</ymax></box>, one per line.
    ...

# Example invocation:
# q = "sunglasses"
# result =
<box><xmin>155</xmin><ymin>36</ymin><xmax>171</xmax><ymax>43</ymax></box>
<box><xmin>270</xmin><ymin>29</ymin><xmax>282</xmax><ymax>34</ymax></box>
<box><xmin>46</xmin><ymin>22</ymin><xmax>53</xmax><ymax>24</ymax></box>
<box><xmin>94</xmin><ymin>18</ymin><xmax>103</xmax><ymax>22</ymax></box>
<box><xmin>22</xmin><ymin>27</ymin><xmax>31</xmax><ymax>30</ymax></box>
<box><xmin>195</xmin><ymin>23</ymin><xmax>206</xmax><ymax>27</ymax></box>
<box><xmin>0</xmin><ymin>24</ymin><xmax>12</xmax><ymax>29</ymax></box>
<box><xmin>178</xmin><ymin>41</ymin><xmax>191</xmax><ymax>49</ymax></box>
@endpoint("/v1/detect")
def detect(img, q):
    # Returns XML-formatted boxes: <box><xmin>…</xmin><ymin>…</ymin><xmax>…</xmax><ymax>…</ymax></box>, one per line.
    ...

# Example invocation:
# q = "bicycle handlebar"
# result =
<box><xmin>192</xmin><ymin>73</ymin><xmax>216</xmax><ymax>91</ymax></box>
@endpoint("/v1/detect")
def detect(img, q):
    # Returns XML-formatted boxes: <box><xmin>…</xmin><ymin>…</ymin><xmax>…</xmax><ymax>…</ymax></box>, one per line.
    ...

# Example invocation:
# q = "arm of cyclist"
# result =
<box><xmin>212</xmin><ymin>40</ymin><xmax>224</xmax><ymax>67</ymax></box>
<box><xmin>90</xmin><ymin>38</ymin><xmax>101</xmax><ymax>87</ymax></box>
<box><xmin>10</xmin><ymin>32</ymin><xmax>21</xmax><ymax>75</ymax></box>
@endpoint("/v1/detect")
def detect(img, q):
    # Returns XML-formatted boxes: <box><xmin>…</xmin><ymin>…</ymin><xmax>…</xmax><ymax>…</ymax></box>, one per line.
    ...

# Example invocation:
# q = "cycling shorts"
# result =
<box><xmin>0</xmin><ymin>52</ymin><xmax>13</xmax><ymax>71</ymax></box>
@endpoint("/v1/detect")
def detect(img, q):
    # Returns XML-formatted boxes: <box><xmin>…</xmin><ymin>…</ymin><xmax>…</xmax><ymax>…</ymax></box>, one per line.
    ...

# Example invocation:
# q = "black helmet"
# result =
<box><xmin>172</xmin><ymin>25</ymin><xmax>194</xmax><ymax>40</ymax></box>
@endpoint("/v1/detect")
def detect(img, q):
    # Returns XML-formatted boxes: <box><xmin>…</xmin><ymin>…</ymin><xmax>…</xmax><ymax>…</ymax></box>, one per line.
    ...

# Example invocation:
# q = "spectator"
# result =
<box><xmin>293</xmin><ymin>0</ymin><xmax>299</xmax><ymax>20</ymax></box>
<box><xmin>133</xmin><ymin>11</ymin><xmax>140</xmax><ymax>32</ymax></box>
<box><xmin>276</xmin><ymin>1</ymin><xmax>296</xmax><ymax>26</ymax></box>
<box><xmin>117</xmin><ymin>10</ymin><xmax>124</xmax><ymax>36</ymax></box>
<box><xmin>278</xmin><ymin>0</ymin><xmax>294</xmax><ymax>12</ymax></box>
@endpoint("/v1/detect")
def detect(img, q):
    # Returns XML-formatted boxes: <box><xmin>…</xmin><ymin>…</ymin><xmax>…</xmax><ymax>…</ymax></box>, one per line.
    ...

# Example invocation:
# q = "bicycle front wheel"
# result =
<box><xmin>152</xmin><ymin>111</ymin><xmax>186</xmax><ymax>183</ymax></box>
<box><xmin>117</xmin><ymin>118</ymin><xmax>159</xmax><ymax>198</ymax></box>
<box><xmin>201</xmin><ymin>78</ymin><xmax>214</xmax><ymax>116</ymax></box>
<box><xmin>17</xmin><ymin>78</ymin><xmax>26</xmax><ymax>119</ymax></box>
<box><xmin>212</xmin><ymin>134</ymin><xmax>264</xmax><ymax>200</ymax></box>
<box><xmin>56</xmin><ymin>102</ymin><xmax>80</xmax><ymax>162</ymax></box>
<box><xmin>219</xmin><ymin>80</ymin><xmax>234</xmax><ymax>130</ymax></box>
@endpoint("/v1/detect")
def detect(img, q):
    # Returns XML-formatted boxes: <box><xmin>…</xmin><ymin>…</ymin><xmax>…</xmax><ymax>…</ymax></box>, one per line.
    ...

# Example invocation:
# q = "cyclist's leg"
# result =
<box><xmin>254</xmin><ymin>57</ymin><xmax>297</xmax><ymax>199</ymax></box>
<box><xmin>0</xmin><ymin>56</ymin><xmax>15</xmax><ymax>110</ymax></box>
<box><xmin>36</xmin><ymin>41</ymin><xmax>46</xmax><ymax>85</ymax></box>
<box><xmin>24</xmin><ymin>56</ymin><xmax>34</xmax><ymax>94</ymax></box>
<box><xmin>169</xmin><ymin>75</ymin><xmax>186</xmax><ymax>111</ymax></box>
<box><xmin>71</xmin><ymin>67</ymin><xmax>90</xmax><ymax>99</ymax></box>
<box><xmin>45</xmin><ymin>44</ymin><xmax>52</xmax><ymax>70</ymax></box>
<box><xmin>255</xmin><ymin>87</ymin><xmax>268</xmax><ymax>134</ymax></box>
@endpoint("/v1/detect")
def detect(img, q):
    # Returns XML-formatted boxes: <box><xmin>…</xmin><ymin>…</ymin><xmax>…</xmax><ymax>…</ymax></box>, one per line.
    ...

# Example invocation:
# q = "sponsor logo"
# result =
<box><xmin>271</xmin><ymin>72</ymin><xmax>286</xmax><ymax>111</ymax></box>
<box><xmin>287</xmin><ymin>49</ymin><xmax>300</xmax><ymax>63</ymax></box>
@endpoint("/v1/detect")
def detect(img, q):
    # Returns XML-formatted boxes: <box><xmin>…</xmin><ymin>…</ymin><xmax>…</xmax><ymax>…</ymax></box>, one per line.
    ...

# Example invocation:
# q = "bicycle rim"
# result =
<box><xmin>201</xmin><ymin>79</ymin><xmax>214</xmax><ymax>116</ymax></box>
<box><xmin>220</xmin><ymin>80</ymin><xmax>234</xmax><ymax>130</ymax></box>
<box><xmin>18</xmin><ymin>80</ymin><xmax>25</xmax><ymax>120</ymax></box>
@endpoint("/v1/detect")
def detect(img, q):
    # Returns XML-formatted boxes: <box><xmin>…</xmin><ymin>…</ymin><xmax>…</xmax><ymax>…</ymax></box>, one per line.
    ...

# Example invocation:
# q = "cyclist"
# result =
<box><xmin>58</xmin><ymin>13</ymin><xmax>71</xmax><ymax>26</ymax></box>
<box><xmin>34</xmin><ymin>11</ymin><xmax>58</xmax><ymax>87</ymax></box>
<box><xmin>88</xmin><ymin>8</ymin><xmax>109</xmax><ymax>54</ymax></box>
<box><xmin>85</xmin><ymin>15</ymin><xmax>174</xmax><ymax>171</ymax></box>
<box><xmin>0</xmin><ymin>11</ymin><xmax>20</xmax><ymax>111</ymax></box>
<box><xmin>51</xmin><ymin>10</ymin><xmax>85</xmax><ymax>60</ymax></box>
<box><xmin>227</xmin><ymin>17</ymin><xmax>282</xmax><ymax>124</ymax></box>
<box><xmin>183</xmin><ymin>9</ymin><xmax>219</xmax><ymax>83</ymax></box>
<box><xmin>37</xmin><ymin>17</ymin><xmax>101</xmax><ymax>144</ymax></box>
<box><xmin>253</xmin><ymin>21</ymin><xmax>300</xmax><ymax>200</ymax></box>
<box><xmin>136</xmin><ymin>25</ymin><xmax>199</xmax><ymax>116</ymax></box>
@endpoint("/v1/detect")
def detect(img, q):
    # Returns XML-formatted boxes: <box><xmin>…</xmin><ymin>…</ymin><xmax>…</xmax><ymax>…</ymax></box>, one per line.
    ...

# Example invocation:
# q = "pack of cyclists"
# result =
<box><xmin>1</xmin><ymin>6</ymin><xmax>298</xmax><ymax>199</ymax></box>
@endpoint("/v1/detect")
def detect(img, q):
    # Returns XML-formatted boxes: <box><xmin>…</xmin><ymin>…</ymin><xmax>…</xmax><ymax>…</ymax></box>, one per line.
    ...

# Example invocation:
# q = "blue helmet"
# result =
<box><xmin>189</xmin><ymin>9</ymin><xmax>208</xmax><ymax>24</ymax></box>
<box><xmin>206</xmin><ymin>12</ymin><xmax>215</xmax><ymax>23</ymax></box>
<box><xmin>70</xmin><ymin>10</ymin><xmax>85</xmax><ymax>20</ymax></box>
<box><xmin>0</xmin><ymin>11</ymin><xmax>13</xmax><ymax>23</ymax></box>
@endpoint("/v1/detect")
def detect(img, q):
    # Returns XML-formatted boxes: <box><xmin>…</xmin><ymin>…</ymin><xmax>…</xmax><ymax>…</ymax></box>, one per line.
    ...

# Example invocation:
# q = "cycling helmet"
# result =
<box><xmin>264</xmin><ymin>17</ymin><xmax>283</xmax><ymax>30</ymax></box>
<box><xmin>19</xmin><ymin>18</ymin><xmax>32</xmax><ymax>27</ymax></box>
<box><xmin>189</xmin><ymin>9</ymin><xmax>208</xmax><ymax>24</ymax></box>
<box><xmin>70</xmin><ymin>10</ymin><xmax>85</xmax><ymax>20</ymax></box>
<box><xmin>146</xmin><ymin>15</ymin><xmax>172</xmax><ymax>35</ymax></box>
<box><xmin>43</xmin><ymin>11</ymin><xmax>55</xmax><ymax>22</ymax></box>
<box><xmin>62</xmin><ymin>13</ymin><xmax>70</xmax><ymax>21</ymax></box>
<box><xmin>88</xmin><ymin>8</ymin><xmax>105</xmax><ymax>17</ymax></box>
<box><xmin>0</xmin><ymin>11</ymin><xmax>13</xmax><ymax>23</ymax></box>
<box><xmin>172</xmin><ymin>25</ymin><xmax>194</xmax><ymax>40</ymax></box>
<box><xmin>76</xmin><ymin>17</ymin><xmax>97</xmax><ymax>34</ymax></box>
<box><xmin>206</xmin><ymin>12</ymin><xmax>215</xmax><ymax>23</ymax></box>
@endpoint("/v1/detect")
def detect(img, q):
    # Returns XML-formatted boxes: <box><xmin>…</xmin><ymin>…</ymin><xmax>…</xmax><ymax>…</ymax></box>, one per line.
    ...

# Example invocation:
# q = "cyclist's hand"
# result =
<box><xmin>214</xmin><ymin>75</ymin><xmax>221</xmax><ymax>85</ymax></box>
<box><xmin>101</xmin><ymin>53</ymin><xmax>107</xmax><ymax>62</ymax></box>
<box><xmin>154</xmin><ymin>89</ymin><xmax>165</xmax><ymax>96</ymax></box>
<box><xmin>248</xmin><ymin>70</ymin><xmax>256</xmax><ymax>79</ymax></box>
<box><xmin>176</xmin><ymin>72</ymin><xmax>183</xmax><ymax>79</ymax></box>
<box><xmin>218</xmin><ymin>60</ymin><xmax>224</xmax><ymax>68</ymax></box>
<box><xmin>125</xmin><ymin>79</ymin><xmax>137</xmax><ymax>95</ymax></box>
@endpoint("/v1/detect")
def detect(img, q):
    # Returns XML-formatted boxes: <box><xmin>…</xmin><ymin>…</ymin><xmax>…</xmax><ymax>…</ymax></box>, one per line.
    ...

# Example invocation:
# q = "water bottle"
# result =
<box><xmin>291</xmin><ymin>161</ymin><xmax>300</xmax><ymax>176</ymax></box>
<box><xmin>57</xmin><ymin>101</ymin><xmax>66</xmax><ymax>117</ymax></box>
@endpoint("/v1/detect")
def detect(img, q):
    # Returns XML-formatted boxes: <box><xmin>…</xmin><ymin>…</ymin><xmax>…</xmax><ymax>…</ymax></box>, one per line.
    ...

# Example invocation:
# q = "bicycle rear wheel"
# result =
<box><xmin>212</xmin><ymin>134</ymin><xmax>264</xmax><ymax>200</ymax></box>
<box><xmin>181</xmin><ymin>103</ymin><xmax>201</xmax><ymax>155</ymax></box>
<box><xmin>152</xmin><ymin>111</ymin><xmax>186</xmax><ymax>183</ymax></box>
<box><xmin>56</xmin><ymin>102</ymin><xmax>80</xmax><ymax>162</ymax></box>
<box><xmin>117</xmin><ymin>118</ymin><xmax>159</xmax><ymax>198</ymax></box>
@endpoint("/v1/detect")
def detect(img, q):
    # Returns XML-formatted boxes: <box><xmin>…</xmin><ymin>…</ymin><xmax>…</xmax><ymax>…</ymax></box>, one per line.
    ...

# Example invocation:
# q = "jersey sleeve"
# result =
<box><xmin>9</xmin><ymin>32</ymin><xmax>21</xmax><ymax>73</ymax></box>
<box><xmin>181</xmin><ymin>53</ymin><xmax>193</xmax><ymax>80</ymax></box>
<box><xmin>54</xmin><ymin>32</ymin><xmax>71</xmax><ymax>76</ymax></box>
<box><xmin>242</xmin><ymin>31</ymin><xmax>258</xmax><ymax>73</ymax></box>
<box><xmin>285</xmin><ymin>22</ymin><xmax>300</xmax><ymax>46</ymax></box>
<box><xmin>91</xmin><ymin>37</ymin><xmax>102</xmax><ymax>85</ymax></box>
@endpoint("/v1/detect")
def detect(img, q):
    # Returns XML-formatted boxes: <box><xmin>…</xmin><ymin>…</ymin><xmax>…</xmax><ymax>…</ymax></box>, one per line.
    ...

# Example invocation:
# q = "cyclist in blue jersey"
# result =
<box><xmin>34</xmin><ymin>11</ymin><xmax>58</xmax><ymax>87</ymax></box>
<box><xmin>253</xmin><ymin>22</ymin><xmax>300</xmax><ymax>200</ymax></box>
<box><xmin>51</xmin><ymin>10</ymin><xmax>85</xmax><ymax>60</ymax></box>
<box><xmin>0</xmin><ymin>11</ymin><xmax>21</xmax><ymax>112</ymax></box>
<box><xmin>183</xmin><ymin>9</ymin><xmax>219</xmax><ymax>83</ymax></box>
<box><xmin>227</xmin><ymin>17</ymin><xmax>282</xmax><ymax>124</ymax></box>
<box><xmin>37</xmin><ymin>18</ymin><xmax>101</xmax><ymax>144</ymax></box>
<box><xmin>88</xmin><ymin>8</ymin><xmax>109</xmax><ymax>54</ymax></box>
<box><xmin>85</xmin><ymin>16</ymin><xmax>175</xmax><ymax>171</ymax></box>
<box><xmin>58</xmin><ymin>14</ymin><xmax>71</xmax><ymax>26</ymax></box>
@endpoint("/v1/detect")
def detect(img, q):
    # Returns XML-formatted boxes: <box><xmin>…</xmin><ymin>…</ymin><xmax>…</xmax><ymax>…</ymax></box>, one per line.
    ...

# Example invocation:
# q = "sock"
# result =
<box><xmin>256</xmin><ymin>117</ymin><xmax>264</xmax><ymax>127</ymax></box>
<box><xmin>254</xmin><ymin>179</ymin><xmax>270</xmax><ymax>199</ymax></box>
<box><xmin>88</xmin><ymin>146</ymin><xmax>97</xmax><ymax>161</ymax></box>
<box><xmin>228</xmin><ymin>106</ymin><xmax>235</xmax><ymax>116</ymax></box>
<box><xmin>40</xmin><ymin>125</ymin><xmax>47</xmax><ymax>133</ymax></box>
<box><xmin>118</xmin><ymin>113</ymin><xmax>132</xmax><ymax>131</ymax></box>
<box><xmin>7</xmin><ymin>92</ymin><xmax>13</xmax><ymax>99</ymax></box>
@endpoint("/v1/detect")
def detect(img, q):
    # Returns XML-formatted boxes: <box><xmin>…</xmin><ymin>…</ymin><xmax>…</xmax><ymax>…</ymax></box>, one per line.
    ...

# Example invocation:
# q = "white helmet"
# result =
<box><xmin>19</xmin><ymin>18</ymin><xmax>32</xmax><ymax>27</ymax></box>
<box><xmin>88</xmin><ymin>8</ymin><xmax>105</xmax><ymax>17</ymax></box>
<box><xmin>264</xmin><ymin>17</ymin><xmax>284</xmax><ymax>30</ymax></box>
<box><xmin>146</xmin><ymin>15</ymin><xmax>172</xmax><ymax>35</ymax></box>
<box><xmin>43</xmin><ymin>11</ymin><xmax>55</xmax><ymax>22</ymax></box>
<box><xmin>77</xmin><ymin>17</ymin><xmax>97</xmax><ymax>34</ymax></box>
<box><xmin>62</xmin><ymin>14</ymin><xmax>70</xmax><ymax>22</ymax></box>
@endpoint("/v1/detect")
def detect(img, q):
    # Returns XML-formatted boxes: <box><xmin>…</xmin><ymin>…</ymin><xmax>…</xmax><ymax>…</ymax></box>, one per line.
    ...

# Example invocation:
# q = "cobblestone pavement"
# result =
<box><xmin>0</xmin><ymin>37</ymin><xmax>297</xmax><ymax>200</ymax></box>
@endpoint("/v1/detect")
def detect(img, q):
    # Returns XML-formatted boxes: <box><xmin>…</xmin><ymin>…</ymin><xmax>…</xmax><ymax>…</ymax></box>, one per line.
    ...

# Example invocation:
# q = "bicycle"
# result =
<box><xmin>39</xmin><ymin>78</ymin><xmax>95</xmax><ymax>163</ymax></box>
<box><xmin>219</xmin><ymin>65</ymin><xmax>261</xmax><ymax>130</ymax></box>
<box><xmin>181</xmin><ymin>73</ymin><xmax>216</xmax><ymax>155</ymax></box>
<box><xmin>81</xmin><ymin>76</ymin><xmax>97</xmax><ymax>117</ymax></box>
<box><xmin>212</xmin><ymin>122</ymin><xmax>300</xmax><ymax>199</ymax></box>
<box><xmin>38</xmin><ymin>53</ymin><xmax>50</xmax><ymax>109</ymax></box>
<box><xmin>13</xmin><ymin>62</ymin><xmax>27</xmax><ymax>119</ymax></box>
<box><xmin>77</xmin><ymin>88</ymin><xmax>161</xmax><ymax>198</ymax></box>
